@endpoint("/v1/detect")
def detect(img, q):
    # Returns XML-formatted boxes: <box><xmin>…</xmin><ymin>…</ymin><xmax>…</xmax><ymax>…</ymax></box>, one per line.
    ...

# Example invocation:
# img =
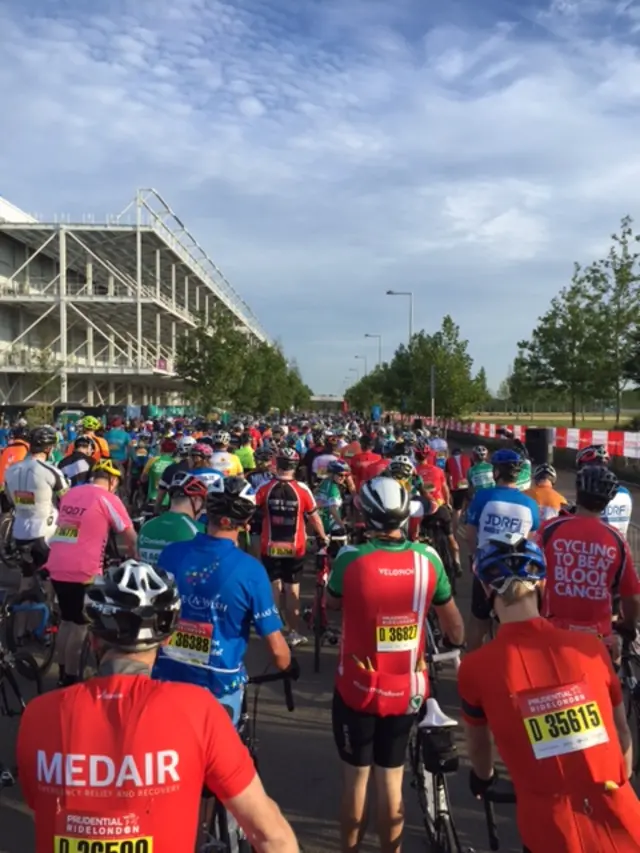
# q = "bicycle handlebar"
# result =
<box><xmin>482</xmin><ymin>783</ymin><xmax>516</xmax><ymax>851</ymax></box>
<box><xmin>247</xmin><ymin>670</ymin><xmax>295</xmax><ymax>712</ymax></box>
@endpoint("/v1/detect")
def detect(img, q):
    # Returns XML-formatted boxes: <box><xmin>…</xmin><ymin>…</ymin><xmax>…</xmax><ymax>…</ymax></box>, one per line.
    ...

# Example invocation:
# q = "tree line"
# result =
<box><xmin>345</xmin><ymin>315</ymin><xmax>490</xmax><ymax>418</ymax></box>
<box><xmin>175</xmin><ymin>305</ymin><xmax>312</xmax><ymax>413</ymax></box>
<box><xmin>505</xmin><ymin>216</ymin><xmax>640</xmax><ymax>427</ymax></box>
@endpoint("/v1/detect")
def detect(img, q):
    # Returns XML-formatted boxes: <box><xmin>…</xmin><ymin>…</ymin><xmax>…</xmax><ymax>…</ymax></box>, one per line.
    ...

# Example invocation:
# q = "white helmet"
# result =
<box><xmin>178</xmin><ymin>436</ymin><xmax>196</xmax><ymax>455</ymax></box>
<box><xmin>359</xmin><ymin>476</ymin><xmax>411</xmax><ymax>532</ymax></box>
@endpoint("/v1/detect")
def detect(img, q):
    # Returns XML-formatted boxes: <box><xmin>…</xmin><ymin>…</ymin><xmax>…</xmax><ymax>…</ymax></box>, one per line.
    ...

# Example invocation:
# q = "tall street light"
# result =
<box><xmin>355</xmin><ymin>354</ymin><xmax>368</xmax><ymax>376</ymax></box>
<box><xmin>349</xmin><ymin>366</ymin><xmax>360</xmax><ymax>380</ymax></box>
<box><xmin>386</xmin><ymin>290</ymin><xmax>414</xmax><ymax>346</ymax></box>
<box><xmin>364</xmin><ymin>333</ymin><xmax>382</xmax><ymax>368</ymax></box>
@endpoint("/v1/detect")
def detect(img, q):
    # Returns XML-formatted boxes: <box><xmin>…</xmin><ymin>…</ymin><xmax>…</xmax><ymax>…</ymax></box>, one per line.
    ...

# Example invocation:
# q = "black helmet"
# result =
<box><xmin>29</xmin><ymin>425</ymin><xmax>57</xmax><ymax>452</ymax></box>
<box><xmin>359</xmin><ymin>476</ymin><xmax>411</xmax><ymax>532</ymax></box>
<box><xmin>576</xmin><ymin>465</ymin><xmax>619</xmax><ymax>503</ymax></box>
<box><xmin>11</xmin><ymin>425</ymin><xmax>28</xmax><ymax>441</ymax></box>
<box><xmin>255</xmin><ymin>446</ymin><xmax>274</xmax><ymax>463</ymax></box>
<box><xmin>74</xmin><ymin>435</ymin><xmax>95</xmax><ymax>452</ymax></box>
<box><xmin>84</xmin><ymin>559</ymin><xmax>181</xmax><ymax>651</ymax></box>
<box><xmin>205</xmin><ymin>476</ymin><xmax>256</xmax><ymax>524</ymax></box>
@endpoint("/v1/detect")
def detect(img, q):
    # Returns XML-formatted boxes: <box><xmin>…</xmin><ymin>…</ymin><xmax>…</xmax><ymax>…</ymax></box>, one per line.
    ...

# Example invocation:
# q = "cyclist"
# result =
<box><xmin>17</xmin><ymin>559</ymin><xmax>299</xmax><ymax>853</ymax></box>
<box><xmin>327</xmin><ymin>475</ymin><xmax>464</xmax><ymax>853</ymax></box>
<box><xmin>104</xmin><ymin>416</ymin><xmax>131</xmax><ymax>476</ymax></box>
<box><xmin>57</xmin><ymin>435</ymin><xmax>96</xmax><ymax>487</ymax></box>
<box><xmin>141</xmin><ymin>437</ymin><xmax>178</xmax><ymax>509</ymax></box>
<box><xmin>538</xmin><ymin>465</ymin><xmax>640</xmax><ymax>649</ymax></box>
<box><xmin>311</xmin><ymin>432</ymin><xmax>342</xmax><ymax>484</ymax></box>
<box><xmin>210</xmin><ymin>430</ymin><xmax>244</xmax><ymax>476</ymax></box>
<box><xmin>234</xmin><ymin>432</ymin><xmax>256</xmax><ymax>473</ymax></box>
<box><xmin>3</xmin><ymin>426</ymin><xmax>69</xmax><ymax>574</ymax></box>
<box><xmin>445</xmin><ymin>447</ymin><xmax>471</xmax><ymax>537</ymax></box>
<box><xmin>420</xmin><ymin>497</ymin><xmax>462</xmax><ymax>585</ymax></box>
<box><xmin>138</xmin><ymin>472</ymin><xmax>207</xmax><ymax>566</ymax></box>
<box><xmin>428</xmin><ymin>427</ymin><xmax>448</xmax><ymax>469</ymax></box>
<box><xmin>467</xmin><ymin>444</ymin><xmax>495</xmax><ymax>494</ymax></box>
<box><xmin>414</xmin><ymin>441</ymin><xmax>449</xmax><ymax>506</ymax></box>
<box><xmin>153</xmin><ymin>477</ymin><xmax>294</xmax><ymax>724</ymax></box>
<box><xmin>46</xmin><ymin>458</ymin><xmax>136</xmax><ymax>686</ymax></box>
<box><xmin>246</xmin><ymin>446</ymin><xmax>276</xmax><ymax>558</ymax></box>
<box><xmin>525</xmin><ymin>462</ymin><xmax>567</xmax><ymax>521</ymax></box>
<box><xmin>74</xmin><ymin>415</ymin><xmax>109</xmax><ymax>462</ymax></box>
<box><xmin>0</xmin><ymin>422</ymin><xmax>30</xmax><ymax>493</ymax></box>
<box><xmin>154</xmin><ymin>435</ymin><xmax>195</xmax><ymax>510</ymax></box>
<box><xmin>458</xmin><ymin>533</ymin><xmax>640</xmax><ymax>853</ymax></box>
<box><xmin>316</xmin><ymin>458</ymin><xmax>352</xmax><ymax>533</ymax></box>
<box><xmin>577</xmin><ymin>444</ymin><xmax>633</xmax><ymax>538</ymax></box>
<box><xmin>348</xmin><ymin>434</ymin><xmax>382</xmax><ymax>492</ymax></box>
<box><xmin>127</xmin><ymin>430</ymin><xmax>154</xmax><ymax>506</ymax></box>
<box><xmin>256</xmin><ymin>447</ymin><xmax>329</xmax><ymax>646</ymax></box>
<box><xmin>466</xmin><ymin>448</ymin><xmax>540</xmax><ymax>651</ymax></box>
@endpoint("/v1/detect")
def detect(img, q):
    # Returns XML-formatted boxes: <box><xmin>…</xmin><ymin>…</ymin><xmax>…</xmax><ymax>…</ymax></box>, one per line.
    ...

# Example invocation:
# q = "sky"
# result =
<box><xmin>1</xmin><ymin>0</ymin><xmax>640</xmax><ymax>395</ymax></box>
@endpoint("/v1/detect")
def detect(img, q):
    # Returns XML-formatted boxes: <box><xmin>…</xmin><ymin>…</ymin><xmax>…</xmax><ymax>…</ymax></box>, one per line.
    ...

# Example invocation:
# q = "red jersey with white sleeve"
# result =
<box><xmin>538</xmin><ymin>514</ymin><xmax>640</xmax><ymax>638</ymax></box>
<box><xmin>256</xmin><ymin>477</ymin><xmax>316</xmax><ymax>559</ymax></box>
<box><xmin>416</xmin><ymin>462</ymin><xmax>447</xmax><ymax>504</ymax></box>
<box><xmin>17</xmin><ymin>672</ymin><xmax>256</xmax><ymax>853</ymax></box>
<box><xmin>445</xmin><ymin>453</ymin><xmax>471</xmax><ymax>490</ymax></box>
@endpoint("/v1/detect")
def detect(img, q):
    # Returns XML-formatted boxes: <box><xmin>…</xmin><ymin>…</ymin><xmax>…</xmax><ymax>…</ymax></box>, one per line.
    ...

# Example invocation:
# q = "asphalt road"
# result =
<box><xmin>1</xmin><ymin>468</ymin><xmax>640</xmax><ymax>853</ymax></box>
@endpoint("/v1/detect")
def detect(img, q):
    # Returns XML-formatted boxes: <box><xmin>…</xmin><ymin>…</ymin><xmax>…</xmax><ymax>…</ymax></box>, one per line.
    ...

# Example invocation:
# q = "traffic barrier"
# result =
<box><xmin>437</xmin><ymin>420</ymin><xmax>639</xmax><ymax>459</ymax></box>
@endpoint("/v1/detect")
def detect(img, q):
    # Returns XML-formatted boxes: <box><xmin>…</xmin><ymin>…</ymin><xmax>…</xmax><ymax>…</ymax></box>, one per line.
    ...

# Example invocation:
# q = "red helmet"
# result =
<box><xmin>576</xmin><ymin>444</ymin><xmax>610</xmax><ymax>468</ymax></box>
<box><xmin>160</xmin><ymin>438</ymin><xmax>177</xmax><ymax>454</ymax></box>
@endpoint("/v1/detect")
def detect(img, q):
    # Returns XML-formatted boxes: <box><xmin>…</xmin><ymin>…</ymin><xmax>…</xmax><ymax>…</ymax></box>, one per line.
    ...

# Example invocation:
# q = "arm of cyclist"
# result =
<box><xmin>225</xmin><ymin>776</ymin><xmax>299</xmax><ymax>853</ymax></box>
<box><xmin>307</xmin><ymin>507</ymin><xmax>329</xmax><ymax>545</ymax></box>
<box><xmin>249</xmin><ymin>564</ymin><xmax>292</xmax><ymax>672</ymax></box>
<box><xmin>433</xmin><ymin>596</ymin><xmax>465</xmax><ymax>647</ymax></box>
<box><xmin>458</xmin><ymin>658</ymin><xmax>495</xmax><ymax>790</ymax></box>
<box><xmin>613</xmin><ymin>701</ymin><xmax>633</xmax><ymax>779</ymax></box>
<box><xmin>325</xmin><ymin>541</ymin><xmax>353</xmax><ymax>610</ymax></box>
<box><xmin>102</xmin><ymin>491</ymin><xmax>138</xmax><ymax>558</ymax></box>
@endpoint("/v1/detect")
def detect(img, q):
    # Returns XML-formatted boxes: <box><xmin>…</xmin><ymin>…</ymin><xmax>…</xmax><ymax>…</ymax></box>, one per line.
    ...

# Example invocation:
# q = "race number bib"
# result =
<box><xmin>168</xmin><ymin>619</ymin><xmax>213</xmax><ymax>666</ymax></box>
<box><xmin>518</xmin><ymin>682</ymin><xmax>608</xmax><ymax>760</ymax></box>
<box><xmin>55</xmin><ymin>839</ymin><xmax>152</xmax><ymax>853</ymax></box>
<box><xmin>457</xmin><ymin>478</ymin><xmax>468</xmax><ymax>489</ymax></box>
<box><xmin>268</xmin><ymin>542</ymin><xmax>294</xmax><ymax>557</ymax></box>
<box><xmin>376</xmin><ymin>613</ymin><xmax>419</xmax><ymax>652</ymax></box>
<box><xmin>13</xmin><ymin>490</ymin><xmax>35</xmax><ymax>505</ymax></box>
<box><xmin>52</xmin><ymin>523</ymin><xmax>79</xmax><ymax>544</ymax></box>
<box><xmin>55</xmin><ymin>812</ymin><xmax>153</xmax><ymax>853</ymax></box>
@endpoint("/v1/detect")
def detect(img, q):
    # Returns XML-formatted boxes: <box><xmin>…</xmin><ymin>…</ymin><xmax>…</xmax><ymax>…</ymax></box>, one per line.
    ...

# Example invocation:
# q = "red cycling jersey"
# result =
<box><xmin>327</xmin><ymin>539</ymin><xmax>452</xmax><ymax>716</ymax></box>
<box><xmin>416</xmin><ymin>462</ymin><xmax>447</xmax><ymax>504</ymax></box>
<box><xmin>360</xmin><ymin>457</ymin><xmax>390</xmax><ymax>484</ymax></box>
<box><xmin>538</xmin><ymin>515</ymin><xmax>640</xmax><ymax>637</ymax></box>
<box><xmin>17</xmin><ymin>673</ymin><xmax>256</xmax><ymax>853</ymax></box>
<box><xmin>256</xmin><ymin>477</ymin><xmax>316</xmax><ymax>559</ymax></box>
<box><xmin>349</xmin><ymin>450</ymin><xmax>382</xmax><ymax>491</ymax></box>
<box><xmin>445</xmin><ymin>453</ymin><xmax>471</xmax><ymax>490</ymax></box>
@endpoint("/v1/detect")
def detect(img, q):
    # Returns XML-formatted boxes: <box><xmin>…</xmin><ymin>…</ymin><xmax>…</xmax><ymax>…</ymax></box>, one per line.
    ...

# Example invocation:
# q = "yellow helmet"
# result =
<box><xmin>92</xmin><ymin>459</ymin><xmax>121</xmax><ymax>479</ymax></box>
<box><xmin>82</xmin><ymin>416</ymin><xmax>102</xmax><ymax>432</ymax></box>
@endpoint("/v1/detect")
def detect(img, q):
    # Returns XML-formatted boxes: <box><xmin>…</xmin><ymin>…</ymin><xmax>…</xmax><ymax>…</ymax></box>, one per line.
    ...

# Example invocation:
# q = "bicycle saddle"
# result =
<box><xmin>418</xmin><ymin>697</ymin><xmax>458</xmax><ymax>729</ymax></box>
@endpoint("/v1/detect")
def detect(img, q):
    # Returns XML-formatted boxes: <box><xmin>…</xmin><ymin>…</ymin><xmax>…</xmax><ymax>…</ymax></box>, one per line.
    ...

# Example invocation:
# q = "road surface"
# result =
<box><xmin>1</xmin><ymin>467</ymin><xmax>639</xmax><ymax>852</ymax></box>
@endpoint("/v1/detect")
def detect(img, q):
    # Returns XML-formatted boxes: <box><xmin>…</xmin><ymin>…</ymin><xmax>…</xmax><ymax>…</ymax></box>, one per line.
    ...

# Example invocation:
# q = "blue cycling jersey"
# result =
<box><xmin>152</xmin><ymin>534</ymin><xmax>282</xmax><ymax>697</ymax></box>
<box><xmin>466</xmin><ymin>485</ymin><xmax>540</xmax><ymax>549</ymax></box>
<box><xmin>104</xmin><ymin>427</ymin><xmax>131</xmax><ymax>461</ymax></box>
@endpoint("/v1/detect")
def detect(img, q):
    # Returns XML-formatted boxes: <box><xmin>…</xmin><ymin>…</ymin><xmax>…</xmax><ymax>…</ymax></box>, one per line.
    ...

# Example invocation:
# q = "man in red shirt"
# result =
<box><xmin>415</xmin><ymin>443</ymin><xmax>449</xmax><ymax>506</ymax></box>
<box><xmin>17</xmin><ymin>559</ymin><xmax>298</xmax><ymax>853</ymax></box>
<box><xmin>349</xmin><ymin>435</ymin><xmax>382</xmax><ymax>491</ymax></box>
<box><xmin>445</xmin><ymin>447</ymin><xmax>471</xmax><ymax>537</ymax></box>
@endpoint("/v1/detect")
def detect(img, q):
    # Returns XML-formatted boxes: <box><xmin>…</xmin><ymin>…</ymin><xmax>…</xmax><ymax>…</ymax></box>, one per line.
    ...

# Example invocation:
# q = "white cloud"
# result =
<box><xmin>1</xmin><ymin>0</ymin><xmax>640</xmax><ymax>395</ymax></box>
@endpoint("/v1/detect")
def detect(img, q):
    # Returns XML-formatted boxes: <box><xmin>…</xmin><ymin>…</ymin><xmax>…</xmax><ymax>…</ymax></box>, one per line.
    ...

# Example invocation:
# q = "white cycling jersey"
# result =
<box><xmin>602</xmin><ymin>485</ymin><xmax>632</xmax><ymax>539</ymax></box>
<box><xmin>4</xmin><ymin>456</ymin><xmax>68</xmax><ymax>541</ymax></box>
<box><xmin>312</xmin><ymin>453</ymin><xmax>340</xmax><ymax>480</ymax></box>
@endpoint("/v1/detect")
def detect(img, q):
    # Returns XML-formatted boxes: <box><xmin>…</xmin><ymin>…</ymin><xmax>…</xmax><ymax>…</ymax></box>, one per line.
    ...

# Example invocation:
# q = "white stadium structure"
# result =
<box><xmin>0</xmin><ymin>188</ymin><xmax>268</xmax><ymax>408</ymax></box>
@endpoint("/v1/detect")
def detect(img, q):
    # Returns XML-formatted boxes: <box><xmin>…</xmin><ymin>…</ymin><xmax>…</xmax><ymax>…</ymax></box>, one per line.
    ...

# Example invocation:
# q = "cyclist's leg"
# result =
<box><xmin>372</xmin><ymin>712</ymin><xmax>415</xmax><ymax>852</ymax></box>
<box><xmin>281</xmin><ymin>560</ymin><xmax>306</xmax><ymax>642</ymax></box>
<box><xmin>467</xmin><ymin>576</ymin><xmax>493</xmax><ymax>652</ymax></box>
<box><xmin>332</xmin><ymin>689</ymin><xmax>374</xmax><ymax>852</ymax></box>
<box><xmin>51</xmin><ymin>580</ymin><xmax>89</xmax><ymax>685</ymax></box>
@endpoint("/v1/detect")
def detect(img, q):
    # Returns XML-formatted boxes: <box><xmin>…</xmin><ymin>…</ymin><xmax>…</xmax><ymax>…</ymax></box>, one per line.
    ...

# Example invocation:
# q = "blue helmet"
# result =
<box><xmin>328</xmin><ymin>459</ymin><xmax>350</xmax><ymax>475</ymax></box>
<box><xmin>491</xmin><ymin>448</ymin><xmax>523</xmax><ymax>473</ymax></box>
<box><xmin>475</xmin><ymin>533</ymin><xmax>546</xmax><ymax>594</ymax></box>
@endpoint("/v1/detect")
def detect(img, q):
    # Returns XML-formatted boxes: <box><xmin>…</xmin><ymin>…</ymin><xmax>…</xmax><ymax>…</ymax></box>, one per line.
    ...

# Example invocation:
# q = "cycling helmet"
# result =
<box><xmin>312</xmin><ymin>429</ymin><xmax>325</xmax><ymax>445</ymax></box>
<box><xmin>389</xmin><ymin>455</ymin><xmax>415</xmax><ymax>481</ymax></box>
<box><xmin>92</xmin><ymin>459</ymin><xmax>122</xmax><ymax>479</ymax></box>
<box><xmin>74</xmin><ymin>435</ymin><xmax>95</xmax><ymax>452</ymax></box>
<box><xmin>348</xmin><ymin>431</ymin><xmax>361</xmax><ymax>442</ymax></box>
<box><xmin>276</xmin><ymin>447</ymin><xmax>300</xmax><ymax>471</ymax></box>
<box><xmin>403</xmin><ymin>431</ymin><xmax>416</xmax><ymax>446</ymax></box>
<box><xmin>576</xmin><ymin>465</ymin><xmax>619</xmax><ymax>502</ymax></box>
<box><xmin>29</xmin><ymin>425</ymin><xmax>58</xmax><ymax>451</ymax></box>
<box><xmin>169</xmin><ymin>471</ymin><xmax>209</xmax><ymax>499</ymax></box>
<box><xmin>491</xmin><ymin>448</ymin><xmax>523</xmax><ymax>477</ymax></box>
<box><xmin>326</xmin><ymin>432</ymin><xmax>339</xmax><ymax>446</ymax></box>
<box><xmin>213</xmin><ymin>431</ymin><xmax>231</xmax><ymax>446</ymax></box>
<box><xmin>382</xmin><ymin>438</ymin><xmax>397</xmax><ymax>458</ymax></box>
<box><xmin>205</xmin><ymin>476</ymin><xmax>256</xmax><ymax>524</ymax></box>
<box><xmin>473</xmin><ymin>445</ymin><xmax>488</xmax><ymax>461</ymax></box>
<box><xmin>190</xmin><ymin>442</ymin><xmax>213</xmax><ymax>459</ymax></box>
<box><xmin>10</xmin><ymin>425</ymin><xmax>28</xmax><ymax>441</ymax></box>
<box><xmin>475</xmin><ymin>532</ymin><xmax>546</xmax><ymax>595</ymax></box>
<box><xmin>576</xmin><ymin>444</ymin><xmax>610</xmax><ymax>468</ymax></box>
<box><xmin>360</xmin><ymin>476</ymin><xmax>411</xmax><ymax>532</ymax></box>
<box><xmin>177</xmin><ymin>436</ymin><xmax>196</xmax><ymax>456</ymax></box>
<box><xmin>255</xmin><ymin>446</ymin><xmax>275</xmax><ymax>463</ymax></box>
<box><xmin>328</xmin><ymin>459</ymin><xmax>350</xmax><ymax>476</ymax></box>
<box><xmin>82</xmin><ymin>416</ymin><xmax>102</xmax><ymax>431</ymax></box>
<box><xmin>533</xmin><ymin>463</ymin><xmax>557</xmax><ymax>484</ymax></box>
<box><xmin>138</xmin><ymin>432</ymin><xmax>152</xmax><ymax>444</ymax></box>
<box><xmin>84</xmin><ymin>559</ymin><xmax>181</xmax><ymax>651</ymax></box>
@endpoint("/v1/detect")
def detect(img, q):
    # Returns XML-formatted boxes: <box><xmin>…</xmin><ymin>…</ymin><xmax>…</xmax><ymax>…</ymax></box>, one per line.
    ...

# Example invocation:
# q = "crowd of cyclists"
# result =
<box><xmin>0</xmin><ymin>411</ymin><xmax>639</xmax><ymax>852</ymax></box>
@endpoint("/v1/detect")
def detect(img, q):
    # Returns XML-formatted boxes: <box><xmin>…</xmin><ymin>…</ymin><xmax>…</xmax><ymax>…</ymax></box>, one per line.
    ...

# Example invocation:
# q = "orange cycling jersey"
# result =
<box><xmin>0</xmin><ymin>440</ymin><xmax>29</xmax><ymax>486</ymax></box>
<box><xmin>17</xmin><ymin>670</ymin><xmax>256</xmax><ymax>853</ymax></box>
<box><xmin>538</xmin><ymin>514</ymin><xmax>640</xmax><ymax>638</ymax></box>
<box><xmin>525</xmin><ymin>482</ymin><xmax>567</xmax><ymax>521</ymax></box>
<box><xmin>459</xmin><ymin>617</ymin><xmax>640</xmax><ymax>853</ymax></box>
<box><xmin>66</xmin><ymin>432</ymin><xmax>110</xmax><ymax>463</ymax></box>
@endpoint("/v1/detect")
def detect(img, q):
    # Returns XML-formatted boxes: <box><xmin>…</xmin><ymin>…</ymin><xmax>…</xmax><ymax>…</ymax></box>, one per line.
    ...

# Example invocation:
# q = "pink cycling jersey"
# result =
<box><xmin>46</xmin><ymin>484</ymin><xmax>132</xmax><ymax>583</ymax></box>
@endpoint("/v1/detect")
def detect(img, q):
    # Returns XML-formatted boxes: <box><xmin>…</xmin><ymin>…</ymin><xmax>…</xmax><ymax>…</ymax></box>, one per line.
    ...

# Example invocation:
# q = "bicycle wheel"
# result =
<box><xmin>5</xmin><ymin>591</ymin><xmax>57</xmax><ymax>677</ymax></box>
<box><xmin>408</xmin><ymin>728</ymin><xmax>438</xmax><ymax>845</ymax></box>
<box><xmin>0</xmin><ymin>653</ymin><xmax>42</xmax><ymax>716</ymax></box>
<box><xmin>79</xmin><ymin>633</ymin><xmax>99</xmax><ymax>681</ymax></box>
<box><xmin>12</xmin><ymin>652</ymin><xmax>43</xmax><ymax>695</ymax></box>
<box><xmin>313</xmin><ymin>585</ymin><xmax>323</xmax><ymax>674</ymax></box>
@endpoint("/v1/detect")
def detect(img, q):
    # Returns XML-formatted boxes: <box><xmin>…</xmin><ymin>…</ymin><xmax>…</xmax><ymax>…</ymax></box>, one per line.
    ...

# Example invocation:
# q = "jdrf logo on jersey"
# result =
<box><xmin>483</xmin><ymin>514</ymin><xmax>523</xmax><ymax>535</ymax></box>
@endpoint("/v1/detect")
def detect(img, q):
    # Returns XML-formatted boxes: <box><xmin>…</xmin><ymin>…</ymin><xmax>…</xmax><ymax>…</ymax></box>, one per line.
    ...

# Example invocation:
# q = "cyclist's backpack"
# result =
<box><xmin>421</xmin><ymin>727</ymin><xmax>459</xmax><ymax>775</ymax></box>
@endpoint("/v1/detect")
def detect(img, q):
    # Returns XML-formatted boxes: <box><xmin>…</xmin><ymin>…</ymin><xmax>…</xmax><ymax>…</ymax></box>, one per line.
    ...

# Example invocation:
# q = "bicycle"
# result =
<box><xmin>201</xmin><ymin>669</ymin><xmax>295</xmax><ymax>852</ymax></box>
<box><xmin>303</xmin><ymin>530</ymin><xmax>346</xmax><ymax>673</ymax></box>
<box><xmin>481</xmin><ymin>781</ymin><xmax>518</xmax><ymax>851</ymax></box>
<box><xmin>0</xmin><ymin>510</ymin><xmax>18</xmax><ymax>568</ymax></box>
<box><xmin>619</xmin><ymin>632</ymin><xmax>640</xmax><ymax>777</ymax></box>
<box><xmin>3</xmin><ymin>562</ymin><xmax>59</xmax><ymax>678</ymax></box>
<box><xmin>0</xmin><ymin>597</ymin><xmax>42</xmax><ymax>714</ymax></box>
<box><xmin>408</xmin><ymin>647</ymin><xmax>464</xmax><ymax>852</ymax></box>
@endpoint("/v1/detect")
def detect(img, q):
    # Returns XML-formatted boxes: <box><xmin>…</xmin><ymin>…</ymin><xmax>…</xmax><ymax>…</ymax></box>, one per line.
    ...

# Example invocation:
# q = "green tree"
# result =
<box><xmin>472</xmin><ymin>366</ymin><xmax>491</xmax><ymax>410</ymax></box>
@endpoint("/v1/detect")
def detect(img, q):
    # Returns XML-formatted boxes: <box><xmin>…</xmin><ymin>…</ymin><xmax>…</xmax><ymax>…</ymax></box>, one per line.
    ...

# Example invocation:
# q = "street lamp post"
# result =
<box><xmin>385</xmin><ymin>290</ymin><xmax>414</xmax><ymax>346</ymax></box>
<box><xmin>349</xmin><ymin>366</ymin><xmax>359</xmax><ymax>380</ymax></box>
<box><xmin>364</xmin><ymin>333</ymin><xmax>382</xmax><ymax>368</ymax></box>
<box><xmin>355</xmin><ymin>354</ymin><xmax>368</xmax><ymax>376</ymax></box>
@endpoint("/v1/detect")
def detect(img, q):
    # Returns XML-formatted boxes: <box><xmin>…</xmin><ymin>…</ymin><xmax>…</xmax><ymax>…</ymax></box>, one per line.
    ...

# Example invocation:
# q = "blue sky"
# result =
<box><xmin>1</xmin><ymin>0</ymin><xmax>640</xmax><ymax>395</ymax></box>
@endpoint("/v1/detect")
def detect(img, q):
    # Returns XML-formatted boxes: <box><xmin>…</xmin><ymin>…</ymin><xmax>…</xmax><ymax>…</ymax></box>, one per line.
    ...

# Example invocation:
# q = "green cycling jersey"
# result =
<box><xmin>516</xmin><ymin>458</ymin><xmax>532</xmax><ymax>491</ymax></box>
<box><xmin>138</xmin><ymin>511</ymin><xmax>205</xmax><ymax>567</ymax></box>
<box><xmin>316</xmin><ymin>478</ymin><xmax>344</xmax><ymax>533</ymax></box>
<box><xmin>146</xmin><ymin>454</ymin><xmax>174</xmax><ymax>503</ymax></box>
<box><xmin>468</xmin><ymin>461</ymin><xmax>495</xmax><ymax>491</ymax></box>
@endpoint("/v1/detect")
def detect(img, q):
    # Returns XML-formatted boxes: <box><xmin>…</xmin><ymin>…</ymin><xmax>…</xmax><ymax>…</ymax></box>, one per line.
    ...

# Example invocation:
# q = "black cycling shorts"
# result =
<box><xmin>471</xmin><ymin>575</ymin><xmax>493</xmax><ymax>621</ymax></box>
<box><xmin>451</xmin><ymin>489</ymin><xmax>468</xmax><ymax>511</ymax></box>
<box><xmin>262</xmin><ymin>556</ymin><xmax>305</xmax><ymax>584</ymax></box>
<box><xmin>51</xmin><ymin>580</ymin><xmax>89</xmax><ymax>625</ymax></box>
<box><xmin>15</xmin><ymin>538</ymin><xmax>50</xmax><ymax>577</ymax></box>
<box><xmin>332</xmin><ymin>689</ymin><xmax>415</xmax><ymax>768</ymax></box>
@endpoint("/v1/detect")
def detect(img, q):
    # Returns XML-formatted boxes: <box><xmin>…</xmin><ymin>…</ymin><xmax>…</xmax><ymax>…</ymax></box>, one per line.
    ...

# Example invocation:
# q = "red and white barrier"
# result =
<box><xmin>439</xmin><ymin>420</ymin><xmax>640</xmax><ymax>460</ymax></box>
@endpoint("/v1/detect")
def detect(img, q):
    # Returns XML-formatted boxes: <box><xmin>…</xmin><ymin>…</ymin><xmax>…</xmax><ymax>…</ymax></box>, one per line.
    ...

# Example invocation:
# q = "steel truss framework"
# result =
<box><xmin>0</xmin><ymin>189</ymin><xmax>268</xmax><ymax>406</ymax></box>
